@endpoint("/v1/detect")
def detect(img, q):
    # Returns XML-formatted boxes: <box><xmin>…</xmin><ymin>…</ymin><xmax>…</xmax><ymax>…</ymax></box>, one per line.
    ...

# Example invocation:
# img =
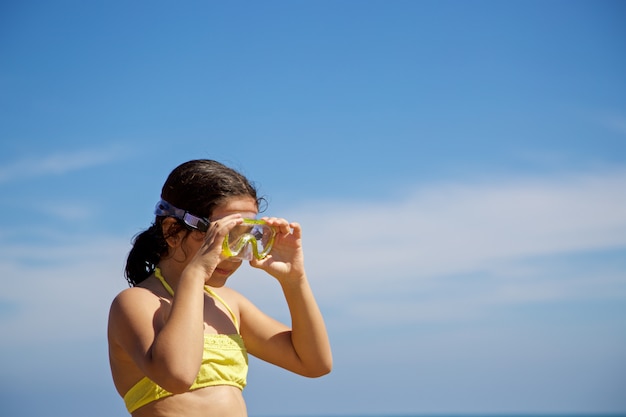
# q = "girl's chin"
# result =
<box><xmin>208</xmin><ymin>261</ymin><xmax>242</xmax><ymax>283</ymax></box>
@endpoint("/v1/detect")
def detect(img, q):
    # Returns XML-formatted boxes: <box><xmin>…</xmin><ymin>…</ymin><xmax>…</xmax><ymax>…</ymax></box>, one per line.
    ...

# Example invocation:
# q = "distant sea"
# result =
<box><xmin>255</xmin><ymin>414</ymin><xmax>626</xmax><ymax>417</ymax></box>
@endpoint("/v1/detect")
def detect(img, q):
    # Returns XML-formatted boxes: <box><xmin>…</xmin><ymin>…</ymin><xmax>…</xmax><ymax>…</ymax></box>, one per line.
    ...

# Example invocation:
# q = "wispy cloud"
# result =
<box><xmin>603</xmin><ymin>115</ymin><xmax>626</xmax><ymax>135</ymax></box>
<box><xmin>232</xmin><ymin>168</ymin><xmax>626</xmax><ymax>324</ymax></box>
<box><xmin>0</xmin><ymin>145</ymin><xmax>131</xmax><ymax>184</ymax></box>
<box><xmin>288</xmin><ymin>168</ymin><xmax>626</xmax><ymax>281</ymax></box>
<box><xmin>592</xmin><ymin>109</ymin><xmax>626</xmax><ymax>136</ymax></box>
<box><xmin>0</xmin><ymin>236</ymin><xmax>130</xmax><ymax>344</ymax></box>
<box><xmin>35</xmin><ymin>201</ymin><xmax>96</xmax><ymax>222</ymax></box>
<box><xmin>1</xmin><ymin>168</ymin><xmax>625</xmax><ymax>345</ymax></box>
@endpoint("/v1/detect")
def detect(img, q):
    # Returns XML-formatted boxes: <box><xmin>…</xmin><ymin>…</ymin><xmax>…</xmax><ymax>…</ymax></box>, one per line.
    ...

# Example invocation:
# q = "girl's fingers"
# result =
<box><xmin>209</xmin><ymin>214</ymin><xmax>243</xmax><ymax>237</ymax></box>
<box><xmin>199</xmin><ymin>214</ymin><xmax>243</xmax><ymax>255</ymax></box>
<box><xmin>262</xmin><ymin>217</ymin><xmax>292</xmax><ymax>234</ymax></box>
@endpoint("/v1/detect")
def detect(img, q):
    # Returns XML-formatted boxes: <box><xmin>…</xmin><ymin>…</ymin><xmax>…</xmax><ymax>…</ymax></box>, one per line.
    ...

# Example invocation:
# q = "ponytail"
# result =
<box><xmin>125</xmin><ymin>222</ymin><xmax>169</xmax><ymax>286</ymax></box>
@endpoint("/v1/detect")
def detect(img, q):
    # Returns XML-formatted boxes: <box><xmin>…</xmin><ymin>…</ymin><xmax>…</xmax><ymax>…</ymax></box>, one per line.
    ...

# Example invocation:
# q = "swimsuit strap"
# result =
<box><xmin>154</xmin><ymin>268</ymin><xmax>175</xmax><ymax>296</ymax></box>
<box><xmin>154</xmin><ymin>267</ymin><xmax>239</xmax><ymax>330</ymax></box>
<box><xmin>203</xmin><ymin>287</ymin><xmax>239</xmax><ymax>330</ymax></box>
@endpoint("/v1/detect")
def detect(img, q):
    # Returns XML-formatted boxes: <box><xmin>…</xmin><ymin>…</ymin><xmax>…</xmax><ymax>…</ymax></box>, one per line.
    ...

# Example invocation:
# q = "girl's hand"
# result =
<box><xmin>250</xmin><ymin>217</ymin><xmax>305</xmax><ymax>282</ymax></box>
<box><xmin>187</xmin><ymin>214</ymin><xmax>243</xmax><ymax>279</ymax></box>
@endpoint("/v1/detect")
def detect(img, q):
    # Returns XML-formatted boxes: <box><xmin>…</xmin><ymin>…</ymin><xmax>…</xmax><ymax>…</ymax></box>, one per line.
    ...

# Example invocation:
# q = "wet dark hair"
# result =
<box><xmin>124</xmin><ymin>159</ymin><xmax>263</xmax><ymax>286</ymax></box>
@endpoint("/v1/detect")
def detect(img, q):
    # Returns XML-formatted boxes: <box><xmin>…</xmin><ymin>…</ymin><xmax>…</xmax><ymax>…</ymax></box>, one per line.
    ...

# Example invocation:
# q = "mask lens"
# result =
<box><xmin>223</xmin><ymin>219</ymin><xmax>275</xmax><ymax>260</ymax></box>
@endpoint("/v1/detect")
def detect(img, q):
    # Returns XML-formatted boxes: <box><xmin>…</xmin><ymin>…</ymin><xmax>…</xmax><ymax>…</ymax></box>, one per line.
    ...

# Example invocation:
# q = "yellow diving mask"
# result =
<box><xmin>155</xmin><ymin>199</ymin><xmax>276</xmax><ymax>261</ymax></box>
<box><xmin>222</xmin><ymin>218</ymin><xmax>276</xmax><ymax>261</ymax></box>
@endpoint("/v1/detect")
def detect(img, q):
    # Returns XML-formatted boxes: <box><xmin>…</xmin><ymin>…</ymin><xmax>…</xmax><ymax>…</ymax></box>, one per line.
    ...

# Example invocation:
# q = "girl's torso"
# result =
<box><xmin>108</xmin><ymin>273</ymin><xmax>248</xmax><ymax>417</ymax></box>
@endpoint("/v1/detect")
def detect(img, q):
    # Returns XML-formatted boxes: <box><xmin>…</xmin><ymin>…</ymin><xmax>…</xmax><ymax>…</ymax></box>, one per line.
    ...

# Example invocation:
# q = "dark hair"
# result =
<box><xmin>124</xmin><ymin>159</ymin><xmax>262</xmax><ymax>286</ymax></box>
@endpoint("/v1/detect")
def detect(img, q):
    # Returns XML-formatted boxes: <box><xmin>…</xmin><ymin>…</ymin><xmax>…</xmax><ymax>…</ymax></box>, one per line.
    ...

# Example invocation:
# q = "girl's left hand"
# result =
<box><xmin>250</xmin><ymin>217</ymin><xmax>305</xmax><ymax>282</ymax></box>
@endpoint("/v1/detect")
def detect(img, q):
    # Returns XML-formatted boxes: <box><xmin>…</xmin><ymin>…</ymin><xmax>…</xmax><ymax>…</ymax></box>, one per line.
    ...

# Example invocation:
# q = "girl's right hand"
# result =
<box><xmin>186</xmin><ymin>213</ymin><xmax>243</xmax><ymax>278</ymax></box>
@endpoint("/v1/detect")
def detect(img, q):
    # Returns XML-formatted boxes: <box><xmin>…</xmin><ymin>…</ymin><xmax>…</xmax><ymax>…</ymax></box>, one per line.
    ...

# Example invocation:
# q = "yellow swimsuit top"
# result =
<box><xmin>123</xmin><ymin>268</ymin><xmax>248</xmax><ymax>414</ymax></box>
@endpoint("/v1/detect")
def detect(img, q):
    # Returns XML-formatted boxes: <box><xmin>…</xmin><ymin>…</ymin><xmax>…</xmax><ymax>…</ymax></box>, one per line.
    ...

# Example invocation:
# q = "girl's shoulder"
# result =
<box><xmin>108</xmin><ymin>285</ymin><xmax>169</xmax><ymax>331</ymax></box>
<box><xmin>113</xmin><ymin>276</ymin><xmax>171</xmax><ymax>305</ymax></box>
<box><xmin>111</xmin><ymin>283</ymin><xmax>167</xmax><ymax>307</ymax></box>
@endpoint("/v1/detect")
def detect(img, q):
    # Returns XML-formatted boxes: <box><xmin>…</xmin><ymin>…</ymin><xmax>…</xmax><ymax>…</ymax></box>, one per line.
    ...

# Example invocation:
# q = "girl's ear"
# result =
<box><xmin>161</xmin><ymin>217</ymin><xmax>182</xmax><ymax>248</ymax></box>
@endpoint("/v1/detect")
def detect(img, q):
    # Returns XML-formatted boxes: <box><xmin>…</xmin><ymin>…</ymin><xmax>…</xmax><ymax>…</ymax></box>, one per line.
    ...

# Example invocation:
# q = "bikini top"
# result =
<box><xmin>123</xmin><ymin>268</ymin><xmax>248</xmax><ymax>414</ymax></box>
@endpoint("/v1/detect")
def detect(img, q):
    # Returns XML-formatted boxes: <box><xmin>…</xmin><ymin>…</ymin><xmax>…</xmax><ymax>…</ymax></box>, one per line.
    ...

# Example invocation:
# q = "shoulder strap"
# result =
<box><xmin>154</xmin><ymin>268</ymin><xmax>174</xmax><ymax>296</ymax></box>
<box><xmin>154</xmin><ymin>267</ymin><xmax>239</xmax><ymax>331</ymax></box>
<box><xmin>204</xmin><ymin>286</ymin><xmax>239</xmax><ymax>331</ymax></box>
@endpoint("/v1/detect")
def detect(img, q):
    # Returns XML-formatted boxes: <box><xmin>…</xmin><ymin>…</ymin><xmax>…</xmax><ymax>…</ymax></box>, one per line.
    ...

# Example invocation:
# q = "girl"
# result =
<box><xmin>108</xmin><ymin>159</ymin><xmax>332</xmax><ymax>417</ymax></box>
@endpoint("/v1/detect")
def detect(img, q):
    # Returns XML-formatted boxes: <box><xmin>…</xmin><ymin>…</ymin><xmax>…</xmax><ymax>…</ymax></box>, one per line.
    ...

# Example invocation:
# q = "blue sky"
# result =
<box><xmin>1</xmin><ymin>1</ymin><xmax>625</xmax><ymax>416</ymax></box>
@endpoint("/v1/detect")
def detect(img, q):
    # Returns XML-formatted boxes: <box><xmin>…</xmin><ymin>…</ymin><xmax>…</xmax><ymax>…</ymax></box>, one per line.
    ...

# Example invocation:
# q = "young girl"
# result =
<box><xmin>107</xmin><ymin>159</ymin><xmax>332</xmax><ymax>417</ymax></box>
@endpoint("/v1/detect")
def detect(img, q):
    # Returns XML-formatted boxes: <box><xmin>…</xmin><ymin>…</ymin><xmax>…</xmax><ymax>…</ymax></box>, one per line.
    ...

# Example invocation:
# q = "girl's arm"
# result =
<box><xmin>108</xmin><ymin>271</ymin><xmax>206</xmax><ymax>394</ymax></box>
<box><xmin>238</xmin><ymin>276</ymin><xmax>333</xmax><ymax>377</ymax></box>
<box><xmin>241</xmin><ymin>220</ymin><xmax>332</xmax><ymax>376</ymax></box>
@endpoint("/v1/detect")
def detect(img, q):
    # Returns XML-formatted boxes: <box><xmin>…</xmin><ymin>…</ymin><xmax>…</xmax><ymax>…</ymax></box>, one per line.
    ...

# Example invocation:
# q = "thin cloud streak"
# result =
<box><xmin>0</xmin><ymin>145</ymin><xmax>131</xmax><ymax>184</ymax></box>
<box><xmin>598</xmin><ymin>111</ymin><xmax>626</xmax><ymax>135</ymax></box>
<box><xmin>342</xmin><ymin>264</ymin><xmax>626</xmax><ymax>326</ymax></box>
<box><xmin>289</xmin><ymin>169</ymin><xmax>626</xmax><ymax>284</ymax></box>
<box><xmin>0</xmin><ymin>236</ymin><xmax>130</xmax><ymax>344</ymax></box>
<box><xmin>235</xmin><ymin>168</ymin><xmax>626</xmax><ymax>323</ymax></box>
<box><xmin>2</xmin><ymin>169</ymin><xmax>625</xmax><ymax>343</ymax></box>
<box><xmin>36</xmin><ymin>201</ymin><xmax>95</xmax><ymax>222</ymax></box>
